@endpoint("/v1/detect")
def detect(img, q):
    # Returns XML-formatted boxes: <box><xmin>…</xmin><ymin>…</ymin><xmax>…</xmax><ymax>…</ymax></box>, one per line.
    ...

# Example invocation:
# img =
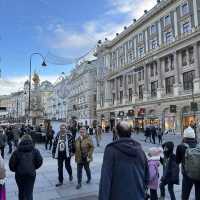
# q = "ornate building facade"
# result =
<box><xmin>96</xmin><ymin>0</ymin><xmax>200</xmax><ymax>132</ymax></box>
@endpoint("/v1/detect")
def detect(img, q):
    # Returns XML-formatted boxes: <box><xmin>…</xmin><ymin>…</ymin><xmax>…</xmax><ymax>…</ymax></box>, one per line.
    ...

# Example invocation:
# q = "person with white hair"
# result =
<box><xmin>52</xmin><ymin>124</ymin><xmax>75</xmax><ymax>187</ymax></box>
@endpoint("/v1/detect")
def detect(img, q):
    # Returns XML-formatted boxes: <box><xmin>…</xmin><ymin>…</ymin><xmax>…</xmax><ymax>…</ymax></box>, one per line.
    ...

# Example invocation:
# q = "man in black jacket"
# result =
<box><xmin>52</xmin><ymin>124</ymin><xmax>74</xmax><ymax>187</ymax></box>
<box><xmin>99</xmin><ymin>121</ymin><xmax>149</xmax><ymax>200</ymax></box>
<box><xmin>176</xmin><ymin>126</ymin><xmax>200</xmax><ymax>200</ymax></box>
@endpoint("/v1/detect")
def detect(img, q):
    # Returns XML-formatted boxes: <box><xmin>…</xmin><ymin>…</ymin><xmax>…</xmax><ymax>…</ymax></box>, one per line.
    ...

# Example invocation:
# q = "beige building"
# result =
<box><xmin>96</xmin><ymin>0</ymin><xmax>200</xmax><ymax>133</ymax></box>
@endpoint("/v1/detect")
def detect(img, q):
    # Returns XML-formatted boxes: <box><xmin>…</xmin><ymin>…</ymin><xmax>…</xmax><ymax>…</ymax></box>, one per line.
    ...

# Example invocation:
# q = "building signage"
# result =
<box><xmin>170</xmin><ymin>105</ymin><xmax>176</xmax><ymax>113</ymax></box>
<box><xmin>110</xmin><ymin>112</ymin><xmax>115</xmax><ymax>118</ymax></box>
<box><xmin>118</xmin><ymin>111</ymin><xmax>124</xmax><ymax>117</ymax></box>
<box><xmin>127</xmin><ymin>110</ymin><xmax>134</xmax><ymax>116</ymax></box>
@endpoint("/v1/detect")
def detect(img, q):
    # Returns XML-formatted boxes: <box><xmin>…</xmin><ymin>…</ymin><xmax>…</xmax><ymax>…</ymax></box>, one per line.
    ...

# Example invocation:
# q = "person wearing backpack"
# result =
<box><xmin>9</xmin><ymin>134</ymin><xmax>43</xmax><ymax>200</ymax></box>
<box><xmin>52</xmin><ymin>124</ymin><xmax>75</xmax><ymax>187</ymax></box>
<box><xmin>147</xmin><ymin>147</ymin><xmax>161</xmax><ymax>200</ymax></box>
<box><xmin>160</xmin><ymin>142</ymin><xmax>179</xmax><ymax>200</ymax></box>
<box><xmin>176</xmin><ymin>126</ymin><xmax>200</xmax><ymax>200</ymax></box>
<box><xmin>0</xmin><ymin>154</ymin><xmax>6</xmax><ymax>200</ymax></box>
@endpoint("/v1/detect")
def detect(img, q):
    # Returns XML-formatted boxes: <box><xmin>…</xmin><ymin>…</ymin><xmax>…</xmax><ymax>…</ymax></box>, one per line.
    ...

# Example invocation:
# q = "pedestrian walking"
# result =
<box><xmin>99</xmin><ymin>121</ymin><xmax>149</xmax><ymax>200</ymax></box>
<box><xmin>112</xmin><ymin>127</ymin><xmax>118</xmax><ymax>141</ymax></box>
<box><xmin>45</xmin><ymin>125</ymin><xmax>54</xmax><ymax>150</ymax></box>
<box><xmin>52</xmin><ymin>124</ymin><xmax>74</xmax><ymax>187</ymax></box>
<box><xmin>0</xmin><ymin>154</ymin><xmax>6</xmax><ymax>200</ymax></box>
<box><xmin>75</xmin><ymin>127</ymin><xmax>94</xmax><ymax>189</ymax></box>
<box><xmin>145</xmin><ymin>126</ymin><xmax>152</xmax><ymax>143</ymax></box>
<box><xmin>95</xmin><ymin>126</ymin><xmax>102</xmax><ymax>147</ymax></box>
<box><xmin>9</xmin><ymin>134</ymin><xmax>43</xmax><ymax>200</ymax></box>
<box><xmin>13</xmin><ymin>127</ymin><xmax>20</xmax><ymax>148</ymax></box>
<box><xmin>176</xmin><ymin>126</ymin><xmax>200</xmax><ymax>200</ymax></box>
<box><xmin>157</xmin><ymin>128</ymin><xmax>163</xmax><ymax>144</ymax></box>
<box><xmin>0</xmin><ymin>129</ymin><xmax>7</xmax><ymax>158</ymax></box>
<box><xmin>147</xmin><ymin>147</ymin><xmax>161</xmax><ymax>200</ymax></box>
<box><xmin>151</xmin><ymin>126</ymin><xmax>157</xmax><ymax>144</ymax></box>
<box><xmin>71</xmin><ymin>125</ymin><xmax>77</xmax><ymax>142</ymax></box>
<box><xmin>160</xmin><ymin>142</ymin><xmax>179</xmax><ymax>200</ymax></box>
<box><xmin>6</xmin><ymin>127</ymin><xmax>13</xmax><ymax>154</ymax></box>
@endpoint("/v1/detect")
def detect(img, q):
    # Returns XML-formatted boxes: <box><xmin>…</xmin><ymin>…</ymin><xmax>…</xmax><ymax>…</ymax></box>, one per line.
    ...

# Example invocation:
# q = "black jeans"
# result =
<box><xmin>15</xmin><ymin>174</ymin><xmax>36</xmax><ymax>200</ymax></box>
<box><xmin>57</xmin><ymin>155</ymin><xmax>72</xmax><ymax>183</ymax></box>
<box><xmin>182</xmin><ymin>175</ymin><xmax>200</xmax><ymax>200</ymax></box>
<box><xmin>0</xmin><ymin>146</ymin><xmax>4</xmax><ymax>158</ymax></box>
<box><xmin>158</xmin><ymin>136</ymin><xmax>162</xmax><ymax>144</ymax></box>
<box><xmin>160</xmin><ymin>182</ymin><xmax>176</xmax><ymax>200</ymax></box>
<box><xmin>77</xmin><ymin>162</ymin><xmax>91</xmax><ymax>184</ymax></box>
<box><xmin>150</xmin><ymin>189</ymin><xmax>158</xmax><ymax>200</ymax></box>
<box><xmin>45</xmin><ymin>136</ymin><xmax>52</xmax><ymax>150</ymax></box>
<box><xmin>7</xmin><ymin>140</ymin><xmax>12</xmax><ymax>154</ymax></box>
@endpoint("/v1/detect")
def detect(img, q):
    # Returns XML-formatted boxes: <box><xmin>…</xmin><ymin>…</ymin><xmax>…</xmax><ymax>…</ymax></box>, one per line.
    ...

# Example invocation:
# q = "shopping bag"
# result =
<box><xmin>0</xmin><ymin>184</ymin><xmax>6</xmax><ymax>200</ymax></box>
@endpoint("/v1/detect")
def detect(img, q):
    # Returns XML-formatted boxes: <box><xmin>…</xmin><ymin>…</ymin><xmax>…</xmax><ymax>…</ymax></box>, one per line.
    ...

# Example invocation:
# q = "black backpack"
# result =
<box><xmin>17</xmin><ymin>151</ymin><xmax>36</xmax><ymax>176</ymax></box>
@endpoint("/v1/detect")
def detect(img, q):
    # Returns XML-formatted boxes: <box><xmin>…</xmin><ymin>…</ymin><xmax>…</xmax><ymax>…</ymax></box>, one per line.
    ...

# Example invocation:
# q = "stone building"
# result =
<box><xmin>67</xmin><ymin>60</ymin><xmax>97</xmax><ymax>126</ymax></box>
<box><xmin>96</xmin><ymin>0</ymin><xmax>200</xmax><ymax>133</ymax></box>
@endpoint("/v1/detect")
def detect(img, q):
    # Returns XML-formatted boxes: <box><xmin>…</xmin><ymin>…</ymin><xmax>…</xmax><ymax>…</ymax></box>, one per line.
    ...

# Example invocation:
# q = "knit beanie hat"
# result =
<box><xmin>183</xmin><ymin>126</ymin><xmax>195</xmax><ymax>139</ymax></box>
<box><xmin>148</xmin><ymin>147</ymin><xmax>162</xmax><ymax>158</ymax></box>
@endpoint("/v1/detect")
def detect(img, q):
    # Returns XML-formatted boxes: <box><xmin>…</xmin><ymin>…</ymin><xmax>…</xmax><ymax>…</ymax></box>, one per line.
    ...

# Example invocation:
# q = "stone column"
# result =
<box><xmin>145</xmin><ymin>30</ymin><xmax>149</xmax><ymax>52</ymax></box>
<box><xmin>157</xmin><ymin>58</ymin><xmax>164</xmax><ymax>99</ymax></box>
<box><xmin>158</xmin><ymin>21</ymin><xmax>162</xmax><ymax>46</ymax></box>
<box><xmin>143</xmin><ymin>64</ymin><xmax>149</xmax><ymax>101</ymax></box>
<box><xmin>193</xmin><ymin>43</ymin><xmax>200</xmax><ymax>93</ymax></box>
<box><xmin>173</xmin><ymin>51</ymin><xmax>181</xmax><ymax>96</ymax></box>
<box><xmin>193</xmin><ymin>0</ymin><xmax>199</xmax><ymax>28</ymax></box>
<box><xmin>104</xmin><ymin>80</ymin><xmax>111</xmax><ymax>108</ymax></box>
<box><xmin>124</xmin><ymin>74</ymin><xmax>128</xmax><ymax>104</ymax></box>
<box><xmin>174</xmin><ymin>9</ymin><xmax>178</xmax><ymax>38</ymax></box>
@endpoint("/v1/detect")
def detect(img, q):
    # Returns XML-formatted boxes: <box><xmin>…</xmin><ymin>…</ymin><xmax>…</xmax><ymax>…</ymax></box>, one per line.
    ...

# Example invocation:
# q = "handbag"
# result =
<box><xmin>0</xmin><ymin>184</ymin><xmax>6</xmax><ymax>200</ymax></box>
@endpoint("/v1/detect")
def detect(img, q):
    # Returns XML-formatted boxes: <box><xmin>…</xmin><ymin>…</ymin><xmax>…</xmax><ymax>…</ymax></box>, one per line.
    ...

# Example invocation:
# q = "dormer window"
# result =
<box><xmin>182</xmin><ymin>21</ymin><xmax>191</xmax><ymax>33</ymax></box>
<box><xmin>181</xmin><ymin>2</ymin><xmax>189</xmax><ymax>16</ymax></box>
<box><xmin>164</xmin><ymin>15</ymin><xmax>171</xmax><ymax>26</ymax></box>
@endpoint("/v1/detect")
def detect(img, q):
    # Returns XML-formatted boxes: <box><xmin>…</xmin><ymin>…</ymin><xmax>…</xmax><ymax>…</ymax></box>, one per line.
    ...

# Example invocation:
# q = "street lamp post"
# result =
<box><xmin>28</xmin><ymin>53</ymin><xmax>47</xmax><ymax>124</ymax></box>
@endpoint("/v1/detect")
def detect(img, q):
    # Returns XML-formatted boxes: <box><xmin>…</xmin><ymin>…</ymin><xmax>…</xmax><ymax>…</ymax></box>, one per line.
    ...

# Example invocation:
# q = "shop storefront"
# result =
<box><xmin>126</xmin><ymin>110</ymin><xmax>135</xmax><ymax>128</ymax></box>
<box><xmin>135</xmin><ymin>108</ymin><xmax>146</xmax><ymax>131</ymax></box>
<box><xmin>146</xmin><ymin>116</ymin><xmax>160</xmax><ymax>127</ymax></box>
<box><xmin>164</xmin><ymin>114</ymin><xmax>176</xmax><ymax>130</ymax></box>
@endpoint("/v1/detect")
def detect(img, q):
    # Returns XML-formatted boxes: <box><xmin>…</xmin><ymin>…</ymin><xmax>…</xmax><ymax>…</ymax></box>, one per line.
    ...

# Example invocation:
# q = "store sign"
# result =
<box><xmin>110</xmin><ymin>112</ymin><xmax>115</xmax><ymax>118</ymax></box>
<box><xmin>101</xmin><ymin>114</ymin><xmax>105</xmax><ymax>119</ymax></box>
<box><xmin>191</xmin><ymin>102</ymin><xmax>198</xmax><ymax>111</ymax></box>
<box><xmin>118</xmin><ymin>111</ymin><xmax>124</xmax><ymax>117</ymax></box>
<box><xmin>0</xmin><ymin>107</ymin><xmax>6</xmax><ymax>111</ymax></box>
<box><xmin>170</xmin><ymin>105</ymin><xmax>176</xmax><ymax>113</ymax></box>
<box><xmin>127</xmin><ymin>110</ymin><xmax>135</xmax><ymax>117</ymax></box>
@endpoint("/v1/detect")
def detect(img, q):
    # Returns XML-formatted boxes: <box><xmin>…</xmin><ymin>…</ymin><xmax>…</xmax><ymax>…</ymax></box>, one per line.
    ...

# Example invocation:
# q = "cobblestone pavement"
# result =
<box><xmin>5</xmin><ymin>132</ymin><xmax>195</xmax><ymax>200</ymax></box>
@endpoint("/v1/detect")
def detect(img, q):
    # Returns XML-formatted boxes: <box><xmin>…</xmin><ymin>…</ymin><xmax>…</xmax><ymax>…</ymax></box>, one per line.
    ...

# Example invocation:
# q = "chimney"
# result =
<box><xmin>116</xmin><ymin>33</ymin><xmax>119</xmax><ymax>36</ymax></box>
<box><xmin>144</xmin><ymin>10</ymin><xmax>148</xmax><ymax>14</ymax></box>
<box><xmin>133</xmin><ymin>19</ymin><xmax>137</xmax><ymax>23</ymax></box>
<box><xmin>98</xmin><ymin>40</ymin><xmax>102</xmax><ymax>44</ymax></box>
<box><xmin>124</xmin><ymin>26</ymin><xmax>127</xmax><ymax>30</ymax></box>
<box><xmin>157</xmin><ymin>0</ymin><xmax>161</xmax><ymax>3</ymax></box>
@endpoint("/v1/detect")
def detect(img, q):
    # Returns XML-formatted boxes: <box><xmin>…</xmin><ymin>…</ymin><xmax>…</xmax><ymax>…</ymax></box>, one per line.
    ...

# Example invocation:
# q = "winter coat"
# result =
<box><xmin>148</xmin><ymin>159</ymin><xmax>160</xmax><ymax>190</ymax></box>
<box><xmin>0</xmin><ymin>154</ymin><xmax>6</xmax><ymax>181</ymax></box>
<box><xmin>9</xmin><ymin>138</ymin><xmax>43</xmax><ymax>177</ymax></box>
<box><xmin>75</xmin><ymin>135</ymin><xmax>94</xmax><ymax>163</ymax></box>
<box><xmin>52</xmin><ymin>132</ymin><xmax>74</xmax><ymax>159</ymax></box>
<box><xmin>176</xmin><ymin>138</ymin><xmax>197</xmax><ymax>176</ymax></box>
<box><xmin>161</xmin><ymin>154</ymin><xmax>179</xmax><ymax>185</ymax></box>
<box><xmin>145</xmin><ymin>127</ymin><xmax>151</xmax><ymax>137</ymax></box>
<box><xmin>0</xmin><ymin>133</ymin><xmax>6</xmax><ymax>148</ymax></box>
<box><xmin>6</xmin><ymin>129</ymin><xmax>14</xmax><ymax>141</ymax></box>
<box><xmin>99</xmin><ymin>138</ymin><xmax>149</xmax><ymax>200</ymax></box>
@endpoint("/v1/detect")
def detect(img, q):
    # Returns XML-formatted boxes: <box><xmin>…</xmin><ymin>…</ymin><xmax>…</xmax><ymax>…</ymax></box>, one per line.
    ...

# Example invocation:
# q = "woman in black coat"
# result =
<box><xmin>9</xmin><ymin>134</ymin><xmax>43</xmax><ymax>200</ymax></box>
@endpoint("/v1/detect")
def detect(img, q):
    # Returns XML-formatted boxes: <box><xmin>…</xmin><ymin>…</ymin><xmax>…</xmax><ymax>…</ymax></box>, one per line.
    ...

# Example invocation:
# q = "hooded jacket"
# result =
<box><xmin>9</xmin><ymin>138</ymin><xmax>43</xmax><ymax>176</ymax></box>
<box><xmin>99</xmin><ymin>138</ymin><xmax>149</xmax><ymax>200</ymax></box>
<box><xmin>176</xmin><ymin>138</ymin><xmax>197</xmax><ymax>176</ymax></box>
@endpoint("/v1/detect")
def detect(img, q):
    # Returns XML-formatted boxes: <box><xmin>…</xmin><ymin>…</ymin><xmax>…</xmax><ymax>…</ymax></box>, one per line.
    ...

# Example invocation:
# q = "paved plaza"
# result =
<box><xmin>5</xmin><ymin>132</ymin><xmax>195</xmax><ymax>200</ymax></box>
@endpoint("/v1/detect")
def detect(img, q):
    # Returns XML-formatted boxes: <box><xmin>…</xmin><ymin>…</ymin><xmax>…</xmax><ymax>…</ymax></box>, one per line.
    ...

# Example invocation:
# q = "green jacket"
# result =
<box><xmin>75</xmin><ymin>135</ymin><xmax>94</xmax><ymax>163</ymax></box>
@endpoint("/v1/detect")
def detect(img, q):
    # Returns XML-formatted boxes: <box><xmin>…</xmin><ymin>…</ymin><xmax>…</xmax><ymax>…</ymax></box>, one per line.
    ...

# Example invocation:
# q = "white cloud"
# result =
<box><xmin>0</xmin><ymin>75</ymin><xmax>58</xmax><ymax>95</ymax></box>
<box><xmin>37</xmin><ymin>0</ymin><xmax>156</xmax><ymax>58</ymax></box>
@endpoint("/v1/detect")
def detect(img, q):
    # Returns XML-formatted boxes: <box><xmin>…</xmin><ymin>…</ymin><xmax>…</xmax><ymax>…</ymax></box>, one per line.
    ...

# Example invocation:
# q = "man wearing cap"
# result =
<box><xmin>99</xmin><ymin>121</ymin><xmax>149</xmax><ymax>200</ymax></box>
<box><xmin>52</xmin><ymin>124</ymin><xmax>75</xmax><ymax>187</ymax></box>
<box><xmin>176</xmin><ymin>126</ymin><xmax>200</xmax><ymax>200</ymax></box>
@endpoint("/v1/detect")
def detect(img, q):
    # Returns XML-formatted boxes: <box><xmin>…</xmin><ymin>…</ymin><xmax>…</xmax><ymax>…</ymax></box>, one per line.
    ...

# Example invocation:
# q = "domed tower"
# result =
<box><xmin>32</xmin><ymin>72</ymin><xmax>40</xmax><ymax>89</ymax></box>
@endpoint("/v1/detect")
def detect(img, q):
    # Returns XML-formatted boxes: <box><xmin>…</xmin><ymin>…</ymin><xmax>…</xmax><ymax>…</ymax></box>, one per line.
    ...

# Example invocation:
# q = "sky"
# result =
<box><xmin>0</xmin><ymin>0</ymin><xmax>157</xmax><ymax>95</ymax></box>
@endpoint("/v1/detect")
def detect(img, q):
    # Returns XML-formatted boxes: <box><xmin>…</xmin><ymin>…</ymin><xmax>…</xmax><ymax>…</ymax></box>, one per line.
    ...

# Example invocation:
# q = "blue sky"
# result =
<box><xmin>0</xmin><ymin>0</ymin><xmax>156</xmax><ymax>94</ymax></box>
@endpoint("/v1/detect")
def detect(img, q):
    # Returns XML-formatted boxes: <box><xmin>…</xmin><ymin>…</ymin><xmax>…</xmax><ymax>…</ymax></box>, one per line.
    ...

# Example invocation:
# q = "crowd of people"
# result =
<box><xmin>0</xmin><ymin>121</ymin><xmax>199</xmax><ymax>200</ymax></box>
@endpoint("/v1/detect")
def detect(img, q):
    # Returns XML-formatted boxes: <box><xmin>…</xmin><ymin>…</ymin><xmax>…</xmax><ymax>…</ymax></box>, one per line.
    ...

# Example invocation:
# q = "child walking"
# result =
<box><xmin>148</xmin><ymin>147</ymin><xmax>162</xmax><ymax>200</ymax></box>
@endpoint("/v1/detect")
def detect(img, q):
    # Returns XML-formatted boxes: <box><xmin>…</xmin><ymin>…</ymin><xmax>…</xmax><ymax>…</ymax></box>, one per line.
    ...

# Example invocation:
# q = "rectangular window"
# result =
<box><xmin>128</xmin><ymin>75</ymin><xmax>132</xmax><ymax>84</ymax></box>
<box><xmin>170</xmin><ymin>55</ymin><xmax>174</xmax><ymax>70</ymax></box>
<box><xmin>111</xmin><ymin>80</ymin><xmax>115</xmax><ymax>89</ymax></box>
<box><xmin>164</xmin><ymin>15</ymin><xmax>171</xmax><ymax>26</ymax></box>
<box><xmin>183</xmin><ymin>22</ymin><xmax>191</xmax><ymax>33</ymax></box>
<box><xmin>152</xmin><ymin>39</ymin><xmax>157</xmax><ymax>49</ymax></box>
<box><xmin>182</xmin><ymin>2</ymin><xmax>189</xmax><ymax>16</ymax></box>
<box><xmin>151</xmin><ymin>24</ymin><xmax>156</xmax><ymax>34</ymax></box>
<box><xmin>189</xmin><ymin>47</ymin><xmax>194</xmax><ymax>64</ymax></box>
<box><xmin>151</xmin><ymin>81</ymin><xmax>158</xmax><ymax>97</ymax></box>
<box><xmin>139</xmin><ymin>33</ymin><xmax>143</xmax><ymax>42</ymax></box>
<box><xmin>165</xmin><ymin>32</ymin><xmax>172</xmax><ymax>44</ymax></box>
<box><xmin>155</xmin><ymin>62</ymin><xmax>158</xmax><ymax>75</ymax></box>
<box><xmin>128</xmin><ymin>88</ymin><xmax>133</xmax><ymax>102</ymax></box>
<box><xmin>165</xmin><ymin>76</ymin><xmax>175</xmax><ymax>94</ymax></box>
<box><xmin>138</xmin><ymin>47</ymin><xmax>144</xmax><ymax>57</ymax></box>
<box><xmin>138</xmin><ymin>71</ymin><xmax>142</xmax><ymax>81</ymax></box>
<box><xmin>150</xmin><ymin>64</ymin><xmax>154</xmax><ymax>77</ymax></box>
<box><xmin>165</xmin><ymin>57</ymin><xmax>169</xmax><ymax>72</ymax></box>
<box><xmin>139</xmin><ymin>85</ymin><xmax>143</xmax><ymax>99</ymax></box>
<box><xmin>183</xmin><ymin>71</ymin><xmax>195</xmax><ymax>90</ymax></box>
<box><xmin>182</xmin><ymin>50</ymin><xmax>187</xmax><ymax>66</ymax></box>
<box><xmin>119</xmin><ymin>91</ymin><xmax>123</xmax><ymax>104</ymax></box>
<box><xmin>128</xmin><ymin>52</ymin><xmax>133</xmax><ymax>63</ymax></box>
<box><xmin>112</xmin><ymin>93</ymin><xmax>115</xmax><ymax>105</ymax></box>
<box><xmin>128</xmin><ymin>40</ymin><xmax>133</xmax><ymax>49</ymax></box>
